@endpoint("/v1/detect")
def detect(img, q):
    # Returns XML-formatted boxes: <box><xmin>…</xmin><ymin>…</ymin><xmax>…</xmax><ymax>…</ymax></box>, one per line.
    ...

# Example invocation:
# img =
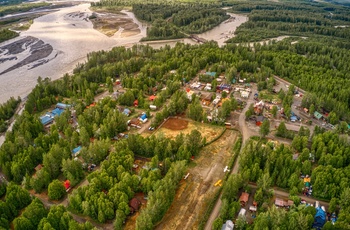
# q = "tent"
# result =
<box><xmin>72</xmin><ymin>146</ymin><xmax>82</xmax><ymax>156</ymax></box>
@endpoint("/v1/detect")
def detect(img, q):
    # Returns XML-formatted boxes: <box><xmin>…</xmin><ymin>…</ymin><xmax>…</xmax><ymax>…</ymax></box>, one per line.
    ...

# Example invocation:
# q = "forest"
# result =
<box><xmin>209</xmin><ymin>124</ymin><xmax>350</xmax><ymax>229</ymax></box>
<box><xmin>1</xmin><ymin>0</ymin><xmax>350</xmax><ymax>228</ymax></box>
<box><xmin>0</xmin><ymin>2</ymin><xmax>49</xmax><ymax>17</ymax></box>
<box><xmin>226</xmin><ymin>1</ymin><xmax>350</xmax><ymax>42</ymax></box>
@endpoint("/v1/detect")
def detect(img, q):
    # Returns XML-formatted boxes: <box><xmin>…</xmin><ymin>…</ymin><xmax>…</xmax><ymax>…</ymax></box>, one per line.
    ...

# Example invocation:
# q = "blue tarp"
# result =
<box><xmin>123</xmin><ymin>108</ymin><xmax>131</xmax><ymax>115</ymax></box>
<box><xmin>313</xmin><ymin>207</ymin><xmax>326</xmax><ymax>228</ymax></box>
<box><xmin>40</xmin><ymin>116</ymin><xmax>53</xmax><ymax>125</ymax></box>
<box><xmin>56</xmin><ymin>103</ymin><xmax>71</xmax><ymax>109</ymax></box>
<box><xmin>72</xmin><ymin>146</ymin><xmax>82</xmax><ymax>156</ymax></box>
<box><xmin>141</xmin><ymin>114</ymin><xmax>147</xmax><ymax>120</ymax></box>
<box><xmin>52</xmin><ymin>108</ymin><xmax>64</xmax><ymax>116</ymax></box>
<box><xmin>290</xmin><ymin>116</ymin><xmax>298</xmax><ymax>121</ymax></box>
<box><xmin>205</xmin><ymin>72</ymin><xmax>216</xmax><ymax>77</ymax></box>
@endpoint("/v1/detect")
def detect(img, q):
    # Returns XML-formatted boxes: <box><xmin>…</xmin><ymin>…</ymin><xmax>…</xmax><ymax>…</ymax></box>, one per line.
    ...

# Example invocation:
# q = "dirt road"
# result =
<box><xmin>204</xmin><ymin>85</ymin><xmax>257</xmax><ymax>230</ymax></box>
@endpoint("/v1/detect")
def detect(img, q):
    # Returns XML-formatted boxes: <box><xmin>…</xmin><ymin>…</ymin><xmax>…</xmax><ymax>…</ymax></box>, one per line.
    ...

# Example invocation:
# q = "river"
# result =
<box><xmin>0</xmin><ymin>3</ymin><xmax>247</xmax><ymax>104</ymax></box>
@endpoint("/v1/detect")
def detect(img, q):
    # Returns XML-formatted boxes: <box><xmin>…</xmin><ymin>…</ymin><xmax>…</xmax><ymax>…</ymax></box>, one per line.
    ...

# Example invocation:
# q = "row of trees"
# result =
<box><xmin>0</xmin><ymin>96</ymin><xmax>21</xmax><ymax>132</ymax></box>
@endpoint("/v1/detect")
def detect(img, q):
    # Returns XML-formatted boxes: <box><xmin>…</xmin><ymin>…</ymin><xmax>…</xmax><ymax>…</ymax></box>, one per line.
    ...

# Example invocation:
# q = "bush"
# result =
<box><xmin>48</xmin><ymin>180</ymin><xmax>66</xmax><ymax>200</ymax></box>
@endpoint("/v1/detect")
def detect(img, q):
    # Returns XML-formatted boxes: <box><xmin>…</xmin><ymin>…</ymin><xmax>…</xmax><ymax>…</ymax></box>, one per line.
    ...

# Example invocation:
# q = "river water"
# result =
<box><xmin>0</xmin><ymin>3</ymin><xmax>247</xmax><ymax>104</ymax></box>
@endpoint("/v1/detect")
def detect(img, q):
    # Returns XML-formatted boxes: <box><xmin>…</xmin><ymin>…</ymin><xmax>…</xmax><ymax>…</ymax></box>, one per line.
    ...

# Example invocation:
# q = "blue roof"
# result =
<box><xmin>205</xmin><ymin>72</ymin><xmax>216</xmax><ymax>77</ymax></box>
<box><xmin>72</xmin><ymin>146</ymin><xmax>82</xmax><ymax>155</ymax></box>
<box><xmin>141</xmin><ymin>114</ymin><xmax>147</xmax><ymax>120</ymax></box>
<box><xmin>52</xmin><ymin>108</ymin><xmax>64</xmax><ymax>116</ymax></box>
<box><xmin>290</xmin><ymin>116</ymin><xmax>297</xmax><ymax>121</ymax></box>
<box><xmin>40</xmin><ymin>116</ymin><xmax>53</xmax><ymax>125</ymax></box>
<box><xmin>56</xmin><ymin>103</ymin><xmax>71</xmax><ymax>109</ymax></box>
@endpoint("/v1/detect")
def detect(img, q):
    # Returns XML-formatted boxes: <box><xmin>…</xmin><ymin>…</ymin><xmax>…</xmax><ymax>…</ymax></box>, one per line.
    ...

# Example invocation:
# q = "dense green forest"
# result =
<box><xmin>226</xmin><ymin>1</ymin><xmax>350</xmax><ymax>42</ymax></box>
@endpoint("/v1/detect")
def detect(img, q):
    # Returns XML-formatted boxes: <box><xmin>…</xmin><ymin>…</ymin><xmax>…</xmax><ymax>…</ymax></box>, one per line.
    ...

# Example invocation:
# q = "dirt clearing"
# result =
<box><xmin>155</xmin><ymin>130</ymin><xmax>239</xmax><ymax>230</ymax></box>
<box><xmin>156</xmin><ymin>118</ymin><xmax>225</xmax><ymax>143</ymax></box>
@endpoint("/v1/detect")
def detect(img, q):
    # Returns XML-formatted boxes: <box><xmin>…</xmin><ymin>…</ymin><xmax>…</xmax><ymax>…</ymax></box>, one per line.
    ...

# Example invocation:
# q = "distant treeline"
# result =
<box><xmin>225</xmin><ymin>1</ymin><xmax>350</xmax><ymax>42</ymax></box>
<box><xmin>0</xmin><ymin>96</ymin><xmax>21</xmax><ymax>132</ymax></box>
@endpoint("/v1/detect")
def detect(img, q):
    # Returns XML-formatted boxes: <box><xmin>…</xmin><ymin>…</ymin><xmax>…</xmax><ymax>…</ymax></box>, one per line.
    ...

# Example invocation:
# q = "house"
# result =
<box><xmin>129</xmin><ymin>118</ymin><xmax>140</xmax><ymax>126</ymax></box>
<box><xmin>239</xmin><ymin>192</ymin><xmax>249</xmax><ymax>206</ymax></box>
<box><xmin>123</xmin><ymin>108</ymin><xmax>131</xmax><ymax>116</ymax></box>
<box><xmin>275</xmin><ymin>198</ymin><xmax>287</xmax><ymax>207</ymax></box>
<box><xmin>40</xmin><ymin>115</ymin><xmax>54</xmax><ymax>126</ymax></box>
<box><xmin>149</xmin><ymin>95</ymin><xmax>156</xmax><ymax>101</ymax></box>
<box><xmin>201</xmin><ymin>93</ymin><xmax>213</xmax><ymax>105</ymax></box>
<box><xmin>314</xmin><ymin>111</ymin><xmax>323</xmax><ymax>120</ymax></box>
<box><xmin>221</xmin><ymin>220</ymin><xmax>234</xmax><ymax>230</ymax></box>
<box><xmin>72</xmin><ymin>146</ymin><xmax>82</xmax><ymax>157</ymax></box>
<box><xmin>129</xmin><ymin>198</ymin><xmax>141</xmax><ymax>213</ymax></box>
<box><xmin>56</xmin><ymin>103</ymin><xmax>71</xmax><ymax>110</ymax></box>
<box><xmin>52</xmin><ymin>108</ymin><xmax>64</xmax><ymax>116</ymax></box>
<box><xmin>240</xmin><ymin>90</ymin><xmax>250</xmax><ymax>98</ymax></box>
<box><xmin>304</xmin><ymin>108</ymin><xmax>309</xmax><ymax>113</ymax></box>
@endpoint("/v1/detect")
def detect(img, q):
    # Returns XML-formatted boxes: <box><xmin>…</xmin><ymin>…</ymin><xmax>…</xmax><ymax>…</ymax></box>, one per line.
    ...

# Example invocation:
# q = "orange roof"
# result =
<box><xmin>64</xmin><ymin>180</ymin><xmax>70</xmax><ymax>189</ymax></box>
<box><xmin>239</xmin><ymin>192</ymin><xmax>249</xmax><ymax>203</ymax></box>
<box><xmin>149</xmin><ymin>95</ymin><xmax>156</xmax><ymax>101</ymax></box>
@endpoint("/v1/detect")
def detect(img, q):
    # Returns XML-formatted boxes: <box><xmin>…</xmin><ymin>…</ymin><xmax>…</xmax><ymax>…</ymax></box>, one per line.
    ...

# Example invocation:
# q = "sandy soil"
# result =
<box><xmin>156</xmin><ymin>118</ymin><xmax>225</xmax><ymax>143</ymax></box>
<box><xmin>155</xmin><ymin>130</ymin><xmax>239</xmax><ymax>230</ymax></box>
<box><xmin>90</xmin><ymin>11</ymin><xmax>140</xmax><ymax>37</ymax></box>
<box><xmin>0</xmin><ymin>4</ymin><xmax>146</xmax><ymax>104</ymax></box>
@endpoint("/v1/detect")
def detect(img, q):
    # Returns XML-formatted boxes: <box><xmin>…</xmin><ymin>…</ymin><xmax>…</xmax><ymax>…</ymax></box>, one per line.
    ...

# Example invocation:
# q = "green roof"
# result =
<box><xmin>314</xmin><ymin>111</ymin><xmax>323</xmax><ymax>119</ymax></box>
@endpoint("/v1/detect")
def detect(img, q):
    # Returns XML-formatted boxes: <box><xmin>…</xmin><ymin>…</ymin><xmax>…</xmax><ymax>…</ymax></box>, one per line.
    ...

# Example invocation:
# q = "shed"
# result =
<box><xmin>221</xmin><ymin>220</ymin><xmax>234</xmax><ymax>230</ymax></box>
<box><xmin>239</xmin><ymin>192</ymin><xmax>249</xmax><ymax>206</ymax></box>
<box><xmin>140</xmin><ymin>114</ymin><xmax>147</xmax><ymax>121</ymax></box>
<box><xmin>40</xmin><ymin>115</ymin><xmax>54</xmax><ymax>126</ymax></box>
<box><xmin>129</xmin><ymin>198</ymin><xmax>141</xmax><ymax>213</ymax></box>
<box><xmin>314</xmin><ymin>111</ymin><xmax>323</xmax><ymax>120</ymax></box>
<box><xmin>133</xmin><ymin>100</ymin><xmax>138</xmax><ymax>107</ymax></box>
<box><xmin>149</xmin><ymin>95</ymin><xmax>156</xmax><ymax>101</ymax></box>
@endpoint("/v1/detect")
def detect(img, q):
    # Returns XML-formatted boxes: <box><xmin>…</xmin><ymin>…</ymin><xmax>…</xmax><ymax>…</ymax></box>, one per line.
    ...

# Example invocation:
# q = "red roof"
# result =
<box><xmin>64</xmin><ymin>180</ymin><xmax>70</xmax><ymax>190</ymax></box>
<box><xmin>239</xmin><ymin>192</ymin><xmax>249</xmax><ymax>203</ymax></box>
<box><xmin>149</xmin><ymin>95</ymin><xmax>156</xmax><ymax>101</ymax></box>
<box><xmin>134</xmin><ymin>100</ymin><xmax>138</xmax><ymax>106</ymax></box>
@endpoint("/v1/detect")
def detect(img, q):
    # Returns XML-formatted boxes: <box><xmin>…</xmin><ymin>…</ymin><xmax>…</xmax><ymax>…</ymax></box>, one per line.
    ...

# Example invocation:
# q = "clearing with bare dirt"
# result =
<box><xmin>155</xmin><ymin>129</ymin><xmax>239</xmax><ymax>230</ymax></box>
